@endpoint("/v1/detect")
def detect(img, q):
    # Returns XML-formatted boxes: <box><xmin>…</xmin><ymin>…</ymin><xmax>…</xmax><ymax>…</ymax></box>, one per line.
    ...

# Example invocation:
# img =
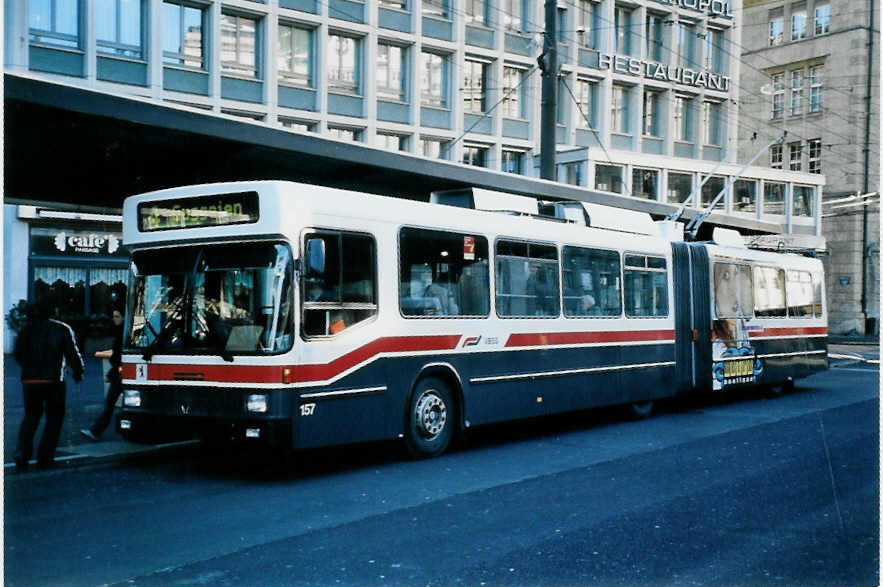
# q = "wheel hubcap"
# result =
<box><xmin>414</xmin><ymin>390</ymin><xmax>446</xmax><ymax>440</ymax></box>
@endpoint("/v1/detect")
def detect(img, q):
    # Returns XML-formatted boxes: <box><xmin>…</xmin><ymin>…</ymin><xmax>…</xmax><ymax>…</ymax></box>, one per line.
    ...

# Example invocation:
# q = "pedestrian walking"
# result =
<box><xmin>81</xmin><ymin>308</ymin><xmax>124</xmax><ymax>441</ymax></box>
<box><xmin>13</xmin><ymin>299</ymin><xmax>85</xmax><ymax>472</ymax></box>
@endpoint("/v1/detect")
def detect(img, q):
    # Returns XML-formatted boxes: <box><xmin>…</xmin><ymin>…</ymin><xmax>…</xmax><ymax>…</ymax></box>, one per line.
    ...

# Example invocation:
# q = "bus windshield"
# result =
<box><xmin>126</xmin><ymin>242</ymin><xmax>294</xmax><ymax>357</ymax></box>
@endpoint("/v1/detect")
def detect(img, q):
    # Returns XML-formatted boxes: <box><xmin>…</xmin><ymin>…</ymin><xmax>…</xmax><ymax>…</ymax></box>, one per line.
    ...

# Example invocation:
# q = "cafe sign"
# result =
<box><xmin>599</xmin><ymin>53</ymin><xmax>731</xmax><ymax>92</ymax></box>
<box><xmin>30</xmin><ymin>227</ymin><xmax>126</xmax><ymax>257</ymax></box>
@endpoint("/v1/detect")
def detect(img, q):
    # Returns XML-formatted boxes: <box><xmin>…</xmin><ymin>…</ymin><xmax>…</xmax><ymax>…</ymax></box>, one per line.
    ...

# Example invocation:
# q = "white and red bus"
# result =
<box><xmin>117</xmin><ymin>181</ymin><xmax>827</xmax><ymax>457</ymax></box>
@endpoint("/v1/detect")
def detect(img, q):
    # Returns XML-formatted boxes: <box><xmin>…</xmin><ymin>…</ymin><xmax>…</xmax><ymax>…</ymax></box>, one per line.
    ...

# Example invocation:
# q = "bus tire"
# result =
<box><xmin>404</xmin><ymin>377</ymin><xmax>455</xmax><ymax>459</ymax></box>
<box><xmin>626</xmin><ymin>400</ymin><xmax>654</xmax><ymax>420</ymax></box>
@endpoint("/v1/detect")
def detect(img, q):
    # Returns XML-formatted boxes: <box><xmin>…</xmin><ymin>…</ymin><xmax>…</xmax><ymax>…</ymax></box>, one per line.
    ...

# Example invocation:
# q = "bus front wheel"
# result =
<box><xmin>404</xmin><ymin>377</ymin><xmax>455</xmax><ymax>459</ymax></box>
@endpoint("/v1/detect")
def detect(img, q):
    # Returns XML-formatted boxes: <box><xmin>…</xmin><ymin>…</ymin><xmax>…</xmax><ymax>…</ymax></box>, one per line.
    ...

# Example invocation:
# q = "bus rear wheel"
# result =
<box><xmin>404</xmin><ymin>377</ymin><xmax>455</xmax><ymax>459</ymax></box>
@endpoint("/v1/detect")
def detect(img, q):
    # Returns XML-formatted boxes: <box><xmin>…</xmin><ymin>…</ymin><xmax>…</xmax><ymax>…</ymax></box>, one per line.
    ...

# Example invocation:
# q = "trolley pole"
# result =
<box><xmin>539</xmin><ymin>0</ymin><xmax>558</xmax><ymax>181</ymax></box>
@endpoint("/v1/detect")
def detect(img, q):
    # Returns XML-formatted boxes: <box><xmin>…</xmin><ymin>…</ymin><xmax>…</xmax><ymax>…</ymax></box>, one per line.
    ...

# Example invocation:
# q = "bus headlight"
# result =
<box><xmin>246</xmin><ymin>394</ymin><xmax>268</xmax><ymax>413</ymax></box>
<box><xmin>123</xmin><ymin>390</ymin><xmax>141</xmax><ymax>407</ymax></box>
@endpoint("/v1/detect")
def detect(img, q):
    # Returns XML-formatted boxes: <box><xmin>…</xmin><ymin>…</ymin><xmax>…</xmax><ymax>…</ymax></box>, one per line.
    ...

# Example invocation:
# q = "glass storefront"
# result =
<box><xmin>28</xmin><ymin>225</ymin><xmax>128</xmax><ymax>347</ymax></box>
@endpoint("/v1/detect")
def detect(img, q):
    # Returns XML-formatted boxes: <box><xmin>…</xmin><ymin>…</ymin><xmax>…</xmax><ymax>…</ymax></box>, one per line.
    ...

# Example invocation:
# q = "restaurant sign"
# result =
<box><xmin>599</xmin><ymin>53</ymin><xmax>731</xmax><ymax>92</ymax></box>
<box><xmin>649</xmin><ymin>0</ymin><xmax>732</xmax><ymax>18</ymax></box>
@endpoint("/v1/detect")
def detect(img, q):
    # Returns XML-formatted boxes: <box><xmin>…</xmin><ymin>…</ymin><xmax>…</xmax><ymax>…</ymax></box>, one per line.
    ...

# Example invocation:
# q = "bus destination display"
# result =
<box><xmin>139</xmin><ymin>192</ymin><xmax>259</xmax><ymax>231</ymax></box>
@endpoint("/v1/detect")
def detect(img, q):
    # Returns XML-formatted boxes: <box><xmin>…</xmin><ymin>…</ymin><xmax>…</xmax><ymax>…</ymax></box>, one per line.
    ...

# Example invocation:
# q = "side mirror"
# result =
<box><xmin>305</xmin><ymin>238</ymin><xmax>326</xmax><ymax>278</ymax></box>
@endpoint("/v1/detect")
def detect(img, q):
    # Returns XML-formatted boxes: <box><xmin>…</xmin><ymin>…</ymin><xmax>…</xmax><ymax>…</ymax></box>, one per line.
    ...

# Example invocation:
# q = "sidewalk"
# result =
<box><xmin>4</xmin><ymin>354</ymin><xmax>195</xmax><ymax>472</ymax></box>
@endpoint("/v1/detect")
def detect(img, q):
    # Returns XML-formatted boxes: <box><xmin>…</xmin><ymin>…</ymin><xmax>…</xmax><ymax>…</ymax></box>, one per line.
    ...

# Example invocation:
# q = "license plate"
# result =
<box><xmin>724</xmin><ymin>358</ymin><xmax>754</xmax><ymax>378</ymax></box>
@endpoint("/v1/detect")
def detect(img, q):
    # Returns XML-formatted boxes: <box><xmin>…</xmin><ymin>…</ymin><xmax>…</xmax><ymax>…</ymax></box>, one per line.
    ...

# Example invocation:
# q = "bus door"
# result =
<box><xmin>671</xmin><ymin>242</ymin><xmax>712</xmax><ymax>392</ymax></box>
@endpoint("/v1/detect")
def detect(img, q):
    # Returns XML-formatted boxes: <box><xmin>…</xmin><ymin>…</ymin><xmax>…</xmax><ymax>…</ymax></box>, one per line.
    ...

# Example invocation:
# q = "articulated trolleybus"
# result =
<box><xmin>118</xmin><ymin>181</ymin><xmax>827</xmax><ymax>457</ymax></box>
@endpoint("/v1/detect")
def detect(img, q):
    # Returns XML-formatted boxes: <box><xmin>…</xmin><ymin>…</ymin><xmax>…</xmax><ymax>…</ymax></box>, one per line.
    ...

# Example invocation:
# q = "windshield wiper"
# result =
<box><xmin>141</xmin><ymin>293</ymin><xmax>187</xmax><ymax>361</ymax></box>
<box><xmin>142</xmin><ymin>250</ymin><xmax>204</xmax><ymax>362</ymax></box>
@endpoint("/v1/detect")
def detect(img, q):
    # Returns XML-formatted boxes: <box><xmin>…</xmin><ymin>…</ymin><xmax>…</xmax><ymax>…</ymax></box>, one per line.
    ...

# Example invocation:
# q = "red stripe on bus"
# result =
<box><xmin>505</xmin><ymin>330</ymin><xmax>676</xmax><ymax>348</ymax></box>
<box><xmin>293</xmin><ymin>334</ymin><xmax>462</xmax><ymax>382</ymax></box>
<box><xmin>121</xmin><ymin>335</ymin><xmax>462</xmax><ymax>384</ymax></box>
<box><xmin>748</xmin><ymin>326</ymin><xmax>828</xmax><ymax>337</ymax></box>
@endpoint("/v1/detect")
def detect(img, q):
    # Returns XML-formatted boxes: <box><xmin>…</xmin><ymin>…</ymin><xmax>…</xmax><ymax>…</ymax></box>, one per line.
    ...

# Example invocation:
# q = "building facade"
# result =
<box><xmin>5</xmin><ymin>0</ymin><xmax>836</xmax><ymax>349</ymax></box>
<box><xmin>738</xmin><ymin>0</ymin><xmax>879</xmax><ymax>335</ymax></box>
<box><xmin>6</xmin><ymin>0</ymin><xmax>825</xmax><ymax>215</ymax></box>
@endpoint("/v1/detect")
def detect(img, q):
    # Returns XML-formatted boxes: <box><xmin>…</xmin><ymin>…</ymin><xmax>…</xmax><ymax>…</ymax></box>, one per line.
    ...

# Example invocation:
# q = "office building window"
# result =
<box><xmin>29</xmin><ymin>0</ymin><xmax>80</xmax><ymax>48</ymax></box>
<box><xmin>96</xmin><ymin>0</ymin><xmax>143</xmax><ymax>58</ymax></box>
<box><xmin>578</xmin><ymin>0</ymin><xmax>596</xmax><ymax>48</ymax></box>
<box><xmin>423</xmin><ymin>0</ymin><xmax>449</xmax><ymax>17</ymax></box>
<box><xmin>791</xmin><ymin>7</ymin><xmax>807</xmax><ymax>41</ymax></box>
<box><xmin>575</xmin><ymin>78</ymin><xmax>597</xmax><ymax>128</ymax></box>
<box><xmin>421</xmin><ymin>51</ymin><xmax>448</xmax><ymax>107</ymax></box>
<box><xmin>502</xmin><ymin>150</ymin><xmax>525</xmax><ymax>174</ymax></box>
<box><xmin>614</xmin><ymin>6</ymin><xmax>632</xmax><ymax>55</ymax></box>
<box><xmin>595</xmin><ymin>164</ymin><xmax>623</xmax><ymax>194</ymax></box>
<box><xmin>667</xmin><ymin>172</ymin><xmax>693</xmax><ymax>204</ymax></box>
<box><xmin>764</xmin><ymin>182</ymin><xmax>785</xmax><ymax>215</ymax></box>
<box><xmin>771</xmin><ymin>73</ymin><xmax>784</xmax><ymax>119</ymax></box>
<box><xmin>701</xmin><ymin>175</ymin><xmax>726</xmax><ymax>210</ymax></box>
<box><xmin>789</xmin><ymin>69</ymin><xmax>803</xmax><ymax>115</ymax></box>
<box><xmin>278</xmin><ymin>24</ymin><xmax>313</xmax><ymax>87</ymax></box>
<box><xmin>562</xmin><ymin>162</ymin><xmax>584</xmax><ymax>186</ymax></box>
<box><xmin>808</xmin><ymin>138</ymin><xmax>822</xmax><ymax>174</ymax></box>
<box><xmin>380</xmin><ymin>0</ymin><xmax>406</xmax><ymax>9</ymax></box>
<box><xmin>502</xmin><ymin>67</ymin><xmax>526</xmax><ymax>119</ymax></box>
<box><xmin>463</xmin><ymin>59</ymin><xmax>489</xmax><ymax>114</ymax></box>
<box><xmin>733</xmin><ymin>179</ymin><xmax>757</xmax><ymax>214</ymax></box>
<box><xmin>703</xmin><ymin>101</ymin><xmax>722</xmax><ymax>146</ymax></box>
<box><xmin>221</xmin><ymin>13</ymin><xmax>258</xmax><ymax>78</ymax></box>
<box><xmin>705</xmin><ymin>28</ymin><xmax>724</xmax><ymax>74</ymax></box>
<box><xmin>328</xmin><ymin>33</ymin><xmax>360</xmax><ymax>94</ymax></box>
<box><xmin>377</xmin><ymin>42</ymin><xmax>406</xmax><ymax>101</ymax></box>
<box><xmin>462</xmin><ymin>145</ymin><xmax>488</xmax><ymax>167</ymax></box>
<box><xmin>646</xmin><ymin>14</ymin><xmax>664</xmax><ymax>62</ymax></box>
<box><xmin>814</xmin><ymin>3</ymin><xmax>830</xmax><ymax>35</ymax></box>
<box><xmin>793</xmin><ymin>186</ymin><xmax>814</xmax><ymax>217</ymax></box>
<box><xmin>419</xmin><ymin>137</ymin><xmax>450</xmax><ymax>158</ymax></box>
<box><xmin>789</xmin><ymin>142</ymin><xmax>802</xmax><ymax>171</ymax></box>
<box><xmin>677</xmin><ymin>22</ymin><xmax>696</xmax><ymax>68</ymax></box>
<box><xmin>673</xmin><ymin>95</ymin><xmax>694</xmax><ymax>141</ymax></box>
<box><xmin>163</xmin><ymin>2</ymin><xmax>204</xmax><ymax>69</ymax></box>
<box><xmin>557</xmin><ymin>6</ymin><xmax>568</xmax><ymax>44</ymax></box>
<box><xmin>769</xmin><ymin>14</ymin><xmax>784</xmax><ymax>46</ymax></box>
<box><xmin>770</xmin><ymin>143</ymin><xmax>783</xmax><ymax>169</ymax></box>
<box><xmin>809</xmin><ymin>65</ymin><xmax>823</xmax><ymax>113</ymax></box>
<box><xmin>632</xmin><ymin>168</ymin><xmax>658</xmax><ymax>201</ymax></box>
<box><xmin>643</xmin><ymin>90</ymin><xmax>661</xmax><ymax>137</ymax></box>
<box><xmin>279</xmin><ymin>118</ymin><xmax>317</xmax><ymax>132</ymax></box>
<box><xmin>378</xmin><ymin>132</ymin><xmax>408</xmax><ymax>151</ymax></box>
<box><xmin>611</xmin><ymin>85</ymin><xmax>630</xmax><ymax>134</ymax></box>
<box><xmin>465</xmin><ymin>0</ymin><xmax>486</xmax><ymax>25</ymax></box>
<box><xmin>504</xmin><ymin>0</ymin><xmax>523</xmax><ymax>31</ymax></box>
<box><xmin>329</xmin><ymin>126</ymin><xmax>362</xmax><ymax>141</ymax></box>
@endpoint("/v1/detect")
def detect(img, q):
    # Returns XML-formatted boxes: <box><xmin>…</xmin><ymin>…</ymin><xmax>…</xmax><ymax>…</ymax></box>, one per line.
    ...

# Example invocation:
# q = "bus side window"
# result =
<box><xmin>623</xmin><ymin>255</ymin><xmax>668</xmax><ymax>317</ymax></box>
<box><xmin>753</xmin><ymin>266</ymin><xmax>786</xmax><ymax>318</ymax></box>
<box><xmin>399</xmin><ymin>228</ymin><xmax>490</xmax><ymax>318</ymax></box>
<box><xmin>302</xmin><ymin>231</ymin><xmax>377</xmax><ymax>337</ymax></box>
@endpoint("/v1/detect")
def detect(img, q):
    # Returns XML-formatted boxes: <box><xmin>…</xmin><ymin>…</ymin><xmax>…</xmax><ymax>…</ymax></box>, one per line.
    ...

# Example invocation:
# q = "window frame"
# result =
<box><xmin>752</xmin><ymin>265</ymin><xmax>787</xmax><ymax>318</ymax></box>
<box><xmin>462</xmin><ymin>58</ymin><xmax>490</xmax><ymax>114</ymax></box>
<box><xmin>278</xmin><ymin>22</ymin><xmax>314</xmax><ymax>88</ymax></box>
<box><xmin>769</xmin><ymin>15</ymin><xmax>784</xmax><ymax>46</ymax></box>
<box><xmin>494</xmin><ymin>238</ymin><xmax>561</xmax><ymax>319</ymax></box>
<box><xmin>301</xmin><ymin>229</ymin><xmax>378</xmax><ymax>339</ymax></box>
<box><xmin>220</xmin><ymin>12</ymin><xmax>260</xmax><ymax>79</ymax></box>
<box><xmin>162</xmin><ymin>1</ymin><xmax>206</xmax><ymax>70</ymax></box>
<box><xmin>96</xmin><ymin>0</ymin><xmax>144</xmax><ymax>59</ymax></box>
<box><xmin>377</xmin><ymin>41</ymin><xmax>408</xmax><ymax>102</ymax></box>
<box><xmin>398</xmin><ymin>226</ymin><xmax>491</xmax><ymax>319</ymax></box>
<box><xmin>29</xmin><ymin>0</ymin><xmax>81</xmax><ymax>49</ymax></box>
<box><xmin>561</xmin><ymin>245</ymin><xmax>623</xmax><ymax>318</ymax></box>
<box><xmin>420</xmin><ymin>50</ymin><xmax>449</xmax><ymax>108</ymax></box>
<box><xmin>327</xmin><ymin>32</ymin><xmax>362</xmax><ymax>95</ymax></box>
<box><xmin>502</xmin><ymin>66</ymin><xmax>527</xmax><ymax>119</ymax></box>
<box><xmin>622</xmin><ymin>252</ymin><xmax>669</xmax><ymax>319</ymax></box>
<box><xmin>814</xmin><ymin>3</ymin><xmax>830</xmax><ymax>36</ymax></box>
<box><xmin>791</xmin><ymin>7</ymin><xmax>807</xmax><ymax>41</ymax></box>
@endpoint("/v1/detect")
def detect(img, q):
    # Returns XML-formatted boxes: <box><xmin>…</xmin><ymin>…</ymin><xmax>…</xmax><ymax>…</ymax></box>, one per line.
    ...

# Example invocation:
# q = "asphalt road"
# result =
<box><xmin>3</xmin><ymin>363</ymin><xmax>878</xmax><ymax>586</ymax></box>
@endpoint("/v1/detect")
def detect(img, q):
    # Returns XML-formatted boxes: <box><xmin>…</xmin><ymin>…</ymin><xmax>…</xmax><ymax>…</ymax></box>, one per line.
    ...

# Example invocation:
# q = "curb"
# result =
<box><xmin>4</xmin><ymin>439</ymin><xmax>200</xmax><ymax>475</ymax></box>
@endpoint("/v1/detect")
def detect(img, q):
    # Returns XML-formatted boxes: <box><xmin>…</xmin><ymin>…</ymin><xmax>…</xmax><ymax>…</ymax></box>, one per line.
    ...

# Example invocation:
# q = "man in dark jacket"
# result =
<box><xmin>13</xmin><ymin>300</ymin><xmax>85</xmax><ymax>472</ymax></box>
<box><xmin>81</xmin><ymin>308</ymin><xmax>124</xmax><ymax>440</ymax></box>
